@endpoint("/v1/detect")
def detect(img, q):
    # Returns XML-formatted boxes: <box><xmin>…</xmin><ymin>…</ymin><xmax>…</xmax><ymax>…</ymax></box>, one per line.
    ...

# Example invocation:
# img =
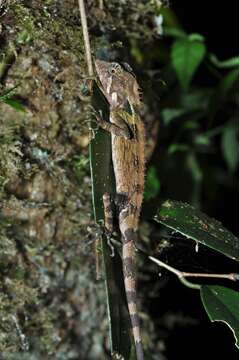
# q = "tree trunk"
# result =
<box><xmin>0</xmin><ymin>2</ymin><xmax>107</xmax><ymax>359</ymax></box>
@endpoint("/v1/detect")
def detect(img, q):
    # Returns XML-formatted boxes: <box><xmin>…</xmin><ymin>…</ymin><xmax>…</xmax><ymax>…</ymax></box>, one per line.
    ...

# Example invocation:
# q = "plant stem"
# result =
<box><xmin>149</xmin><ymin>256</ymin><xmax>238</xmax><ymax>290</ymax></box>
<box><xmin>78</xmin><ymin>0</ymin><xmax>93</xmax><ymax>77</ymax></box>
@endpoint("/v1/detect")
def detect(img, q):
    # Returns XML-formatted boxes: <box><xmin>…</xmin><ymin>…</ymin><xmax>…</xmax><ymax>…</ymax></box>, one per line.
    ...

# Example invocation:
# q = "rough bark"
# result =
<box><xmin>0</xmin><ymin>2</ymin><xmax>108</xmax><ymax>359</ymax></box>
<box><xmin>0</xmin><ymin>1</ymin><xmax>161</xmax><ymax>359</ymax></box>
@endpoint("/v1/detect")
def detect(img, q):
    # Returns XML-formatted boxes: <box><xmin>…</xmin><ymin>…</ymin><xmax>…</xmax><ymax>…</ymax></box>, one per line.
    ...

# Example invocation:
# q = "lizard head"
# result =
<box><xmin>95</xmin><ymin>59</ymin><xmax>142</xmax><ymax>109</ymax></box>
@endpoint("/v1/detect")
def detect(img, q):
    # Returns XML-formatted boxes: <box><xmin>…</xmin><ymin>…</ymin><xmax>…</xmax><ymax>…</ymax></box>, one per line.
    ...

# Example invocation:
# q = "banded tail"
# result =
<box><xmin>119</xmin><ymin>208</ymin><xmax>144</xmax><ymax>360</ymax></box>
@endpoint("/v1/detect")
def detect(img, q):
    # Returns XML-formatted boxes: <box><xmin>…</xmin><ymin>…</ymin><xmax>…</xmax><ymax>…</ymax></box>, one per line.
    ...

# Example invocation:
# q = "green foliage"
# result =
<box><xmin>145</xmin><ymin>166</ymin><xmax>161</xmax><ymax>200</ymax></box>
<box><xmin>155</xmin><ymin>200</ymin><xmax>239</xmax><ymax>261</ymax></box>
<box><xmin>0</xmin><ymin>85</ymin><xmax>19</xmax><ymax>101</ymax></box>
<box><xmin>90</xmin><ymin>84</ymin><xmax>135</xmax><ymax>359</ymax></box>
<box><xmin>155</xmin><ymin>201</ymin><xmax>239</xmax><ymax>347</ymax></box>
<box><xmin>219</xmin><ymin>68</ymin><xmax>239</xmax><ymax>94</ymax></box>
<box><xmin>72</xmin><ymin>155</ymin><xmax>90</xmax><ymax>181</ymax></box>
<box><xmin>2</xmin><ymin>98</ymin><xmax>26</xmax><ymax>112</ymax></box>
<box><xmin>0</xmin><ymin>86</ymin><xmax>26</xmax><ymax>112</ymax></box>
<box><xmin>162</xmin><ymin>89</ymin><xmax>211</xmax><ymax>126</ymax></box>
<box><xmin>171</xmin><ymin>35</ymin><xmax>206</xmax><ymax>91</ymax></box>
<box><xmin>162</xmin><ymin>108</ymin><xmax>187</xmax><ymax>125</ymax></box>
<box><xmin>155</xmin><ymin>200</ymin><xmax>239</xmax><ymax>349</ymax></box>
<box><xmin>168</xmin><ymin>143</ymin><xmax>189</xmax><ymax>154</ymax></box>
<box><xmin>221</xmin><ymin>124</ymin><xmax>239</xmax><ymax>173</ymax></box>
<box><xmin>11</xmin><ymin>3</ymin><xmax>35</xmax><ymax>43</ymax></box>
<box><xmin>201</xmin><ymin>286</ymin><xmax>239</xmax><ymax>349</ymax></box>
<box><xmin>209</xmin><ymin>53</ymin><xmax>239</xmax><ymax>69</ymax></box>
<box><xmin>150</xmin><ymin>8</ymin><xmax>239</xmax><ymax>192</ymax></box>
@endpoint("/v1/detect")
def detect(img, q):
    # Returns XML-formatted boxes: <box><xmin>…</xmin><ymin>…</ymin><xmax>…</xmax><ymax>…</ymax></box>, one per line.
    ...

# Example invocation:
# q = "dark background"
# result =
<box><xmin>172</xmin><ymin>1</ymin><xmax>238</xmax><ymax>58</ymax></box>
<box><xmin>151</xmin><ymin>2</ymin><xmax>239</xmax><ymax>359</ymax></box>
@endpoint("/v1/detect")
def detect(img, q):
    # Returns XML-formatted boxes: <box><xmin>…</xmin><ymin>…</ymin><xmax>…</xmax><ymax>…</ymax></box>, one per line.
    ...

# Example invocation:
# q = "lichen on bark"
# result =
<box><xmin>0</xmin><ymin>1</ymin><xmax>107</xmax><ymax>359</ymax></box>
<box><xmin>0</xmin><ymin>1</ymin><xmax>162</xmax><ymax>359</ymax></box>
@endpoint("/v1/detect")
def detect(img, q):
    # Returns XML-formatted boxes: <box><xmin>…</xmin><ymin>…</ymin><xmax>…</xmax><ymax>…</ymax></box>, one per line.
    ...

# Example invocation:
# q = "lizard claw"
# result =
<box><xmin>88</xmin><ymin>106</ymin><xmax>104</xmax><ymax>124</ymax></box>
<box><xmin>87</xmin><ymin>105</ymin><xmax>101</xmax><ymax>117</ymax></box>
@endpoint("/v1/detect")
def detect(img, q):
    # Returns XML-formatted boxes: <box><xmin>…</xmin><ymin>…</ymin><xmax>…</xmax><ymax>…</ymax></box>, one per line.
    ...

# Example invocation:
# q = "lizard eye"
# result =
<box><xmin>110</xmin><ymin>63</ymin><xmax>122</xmax><ymax>75</ymax></box>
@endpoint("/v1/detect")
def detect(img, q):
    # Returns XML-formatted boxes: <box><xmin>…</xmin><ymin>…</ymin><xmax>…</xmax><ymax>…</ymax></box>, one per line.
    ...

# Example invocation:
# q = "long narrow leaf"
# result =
<box><xmin>90</xmin><ymin>83</ymin><xmax>135</xmax><ymax>359</ymax></box>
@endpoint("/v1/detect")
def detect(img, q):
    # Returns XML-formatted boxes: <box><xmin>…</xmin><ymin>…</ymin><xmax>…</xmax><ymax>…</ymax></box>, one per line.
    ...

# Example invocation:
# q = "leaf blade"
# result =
<box><xmin>171</xmin><ymin>37</ymin><xmax>206</xmax><ymax>91</ymax></box>
<box><xmin>155</xmin><ymin>200</ymin><xmax>239</xmax><ymax>261</ymax></box>
<box><xmin>1</xmin><ymin>98</ymin><xmax>26</xmax><ymax>113</ymax></box>
<box><xmin>221</xmin><ymin>126</ymin><xmax>239</xmax><ymax>173</ymax></box>
<box><xmin>144</xmin><ymin>166</ymin><xmax>160</xmax><ymax>200</ymax></box>
<box><xmin>201</xmin><ymin>285</ymin><xmax>239</xmax><ymax>349</ymax></box>
<box><xmin>209</xmin><ymin>53</ymin><xmax>239</xmax><ymax>68</ymax></box>
<box><xmin>90</xmin><ymin>83</ymin><xmax>135</xmax><ymax>359</ymax></box>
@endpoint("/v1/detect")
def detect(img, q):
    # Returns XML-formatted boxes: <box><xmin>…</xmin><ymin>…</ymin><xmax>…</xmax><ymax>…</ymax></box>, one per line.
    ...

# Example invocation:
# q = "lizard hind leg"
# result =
<box><xmin>103</xmin><ymin>193</ymin><xmax>115</xmax><ymax>257</ymax></box>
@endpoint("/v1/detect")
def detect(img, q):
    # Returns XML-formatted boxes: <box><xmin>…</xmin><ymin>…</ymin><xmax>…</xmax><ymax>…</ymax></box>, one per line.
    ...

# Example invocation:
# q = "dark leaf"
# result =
<box><xmin>90</xmin><ymin>83</ymin><xmax>136</xmax><ymax>359</ymax></box>
<box><xmin>155</xmin><ymin>200</ymin><xmax>239</xmax><ymax>261</ymax></box>
<box><xmin>221</xmin><ymin>125</ymin><xmax>239</xmax><ymax>173</ymax></box>
<box><xmin>201</xmin><ymin>285</ymin><xmax>239</xmax><ymax>349</ymax></box>
<box><xmin>145</xmin><ymin>166</ymin><xmax>160</xmax><ymax>200</ymax></box>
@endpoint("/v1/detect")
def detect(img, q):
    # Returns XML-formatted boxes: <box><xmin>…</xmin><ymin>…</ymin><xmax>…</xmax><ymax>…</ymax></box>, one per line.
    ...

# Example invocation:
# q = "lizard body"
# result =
<box><xmin>95</xmin><ymin>60</ymin><xmax>145</xmax><ymax>360</ymax></box>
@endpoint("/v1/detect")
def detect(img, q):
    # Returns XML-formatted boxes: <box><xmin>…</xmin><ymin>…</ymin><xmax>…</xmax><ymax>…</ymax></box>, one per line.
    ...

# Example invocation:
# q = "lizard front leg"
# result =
<box><xmin>92</xmin><ymin>108</ymin><xmax>131</xmax><ymax>139</ymax></box>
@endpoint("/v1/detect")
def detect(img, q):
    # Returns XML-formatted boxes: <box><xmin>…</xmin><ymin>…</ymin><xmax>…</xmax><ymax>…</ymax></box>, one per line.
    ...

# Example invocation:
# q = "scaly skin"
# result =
<box><xmin>95</xmin><ymin>59</ymin><xmax>145</xmax><ymax>360</ymax></box>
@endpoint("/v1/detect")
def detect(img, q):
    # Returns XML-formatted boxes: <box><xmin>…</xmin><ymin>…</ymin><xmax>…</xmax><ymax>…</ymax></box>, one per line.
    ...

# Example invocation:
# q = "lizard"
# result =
<box><xmin>94</xmin><ymin>59</ymin><xmax>145</xmax><ymax>360</ymax></box>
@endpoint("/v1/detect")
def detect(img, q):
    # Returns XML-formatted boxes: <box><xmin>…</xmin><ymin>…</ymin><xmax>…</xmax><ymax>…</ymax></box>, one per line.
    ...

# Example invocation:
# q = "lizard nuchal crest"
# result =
<box><xmin>95</xmin><ymin>59</ymin><xmax>145</xmax><ymax>360</ymax></box>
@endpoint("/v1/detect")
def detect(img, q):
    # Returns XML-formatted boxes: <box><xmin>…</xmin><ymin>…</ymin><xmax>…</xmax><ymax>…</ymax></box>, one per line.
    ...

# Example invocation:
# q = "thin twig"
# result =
<box><xmin>180</xmin><ymin>271</ymin><xmax>237</xmax><ymax>281</ymax></box>
<box><xmin>149</xmin><ymin>256</ymin><xmax>238</xmax><ymax>290</ymax></box>
<box><xmin>78</xmin><ymin>0</ymin><xmax>94</xmax><ymax>77</ymax></box>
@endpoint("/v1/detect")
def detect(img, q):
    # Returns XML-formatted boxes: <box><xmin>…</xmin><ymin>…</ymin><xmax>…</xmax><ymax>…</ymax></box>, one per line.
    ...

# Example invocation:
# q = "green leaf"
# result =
<box><xmin>171</xmin><ymin>37</ymin><xmax>206</xmax><ymax>91</ymax></box>
<box><xmin>17</xmin><ymin>29</ymin><xmax>32</xmax><ymax>44</ymax></box>
<box><xmin>184</xmin><ymin>120</ymin><xmax>200</xmax><ymax>130</ymax></box>
<box><xmin>219</xmin><ymin>68</ymin><xmax>239</xmax><ymax>94</ymax></box>
<box><xmin>180</xmin><ymin>89</ymin><xmax>211</xmax><ymax>111</ymax></box>
<box><xmin>168</xmin><ymin>143</ymin><xmax>189</xmax><ymax>154</ymax></box>
<box><xmin>144</xmin><ymin>166</ymin><xmax>160</xmax><ymax>200</ymax></box>
<box><xmin>0</xmin><ymin>85</ymin><xmax>19</xmax><ymax>101</ymax></box>
<box><xmin>209</xmin><ymin>53</ymin><xmax>239</xmax><ymax>68</ymax></box>
<box><xmin>162</xmin><ymin>108</ymin><xmax>187</xmax><ymax>125</ymax></box>
<box><xmin>155</xmin><ymin>200</ymin><xmax>239</xmax><ymax>261</ymax></box>
<box><xmin>186</xmin><ymin>153</ymin><xmax>203</xmax><ymax>182</ymax></box>
<box><xmin>194</xmin><ymin>134</ymin><xmax>210</xmax><ymax>146</ymax></box>
<box><xmin>188</xmin><ymin>33</ymin><xmax>205</xmax><ymax>42</ymax></box>
<box><xmin>201</xmin><ymin>285</ymin><xmax>239</xmax><ymax>349</ymax></box>
<box><xmin>2</xmin><ymin>98</ymin><xmax>26</xmax><ymax>112</ymax></box>
<box><xmin>163</xmin><ymin>27</ymin><xmax>186</xmax><ymax>38</ymax></box>
<box><xmin>90</xmin><ymin>83</ymin><xmax>136</xmax><ymax>359</ymax></box>
<box><xmin>160</xmin><ymin>7</ymin><xmax>182</xmax><ymax>30</ymax></box>
<box><xmin>161</xmin><ymin>89</ymin><xmax>211</xmax><ymax>125</ymax></box>
<box><xmin>221</xmin><ymin>126</ymin><xmax>239</xmax><ymax>173</ymax></box>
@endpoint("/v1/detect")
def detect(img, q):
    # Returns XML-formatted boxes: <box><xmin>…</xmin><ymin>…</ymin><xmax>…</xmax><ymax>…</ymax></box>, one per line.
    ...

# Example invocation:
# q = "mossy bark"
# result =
<box><xmin>0</xmin><ymin>2</ymin><xmax>107</xmax><ymax>359</ymax></box>
<box><xmin>0</xmin><ymin>1</ymin><xmax>161</xmax><ymax>359</ymax></box>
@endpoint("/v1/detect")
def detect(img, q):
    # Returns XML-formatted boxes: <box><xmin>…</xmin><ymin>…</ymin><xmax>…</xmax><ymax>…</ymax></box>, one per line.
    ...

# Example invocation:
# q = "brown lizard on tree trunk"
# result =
<box><xmin>94</xmin><ymin>59</ymin><xmax>145</xmax><ymax>360</ymax></box>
